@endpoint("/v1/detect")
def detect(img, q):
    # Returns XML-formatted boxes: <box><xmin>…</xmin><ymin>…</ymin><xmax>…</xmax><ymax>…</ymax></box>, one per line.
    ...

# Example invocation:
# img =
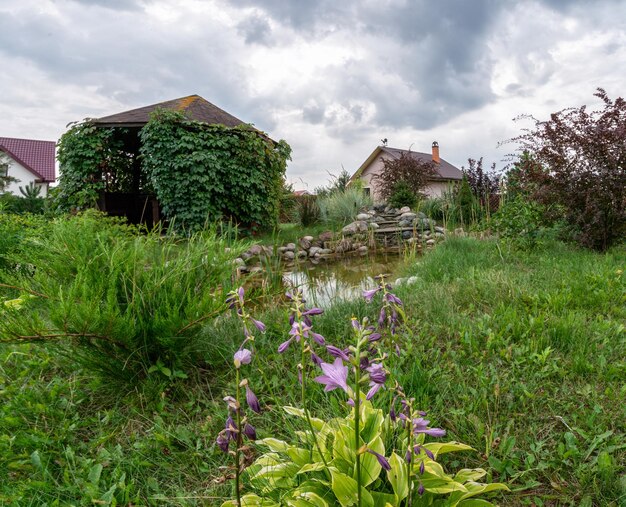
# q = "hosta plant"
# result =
<box><xmin>220</xmin><ymin>280</ymin><xmax>508</xmax><ymax>506</ymax></box>
<box><xmin>227</xmin><ymin>401</ymin><xmax>507</xmax><ymax>506</ymax></box>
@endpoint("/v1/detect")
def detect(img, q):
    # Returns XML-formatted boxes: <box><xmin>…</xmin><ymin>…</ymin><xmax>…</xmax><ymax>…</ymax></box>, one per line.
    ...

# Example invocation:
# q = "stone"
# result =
<box><xmin>282</xmin><ymin>251</ymin><xmax>295</xmax><ymax>260</ymax></box>
<box><xmin>241</xmin><ymin>251</ymin><xmax>253</xmax><ymax>261</ymax></box>
<box><xmin>426</xmin><ymin>239</ymin><xmax>436</xmax><ymax>246</ymax></box>
<box><xmin>399</xmin><ymin>206</ymin><xmax>411</xmax><ymax>213</ymax></box>
<box><xmin>406</xmin><ymin>276</ymin><xmax>418</xmax><ymax>285</ymax></box>
<box><xmin>400</xmin><ymin>212</ymin><xmax>417</xmax><ymax>220</ymax></box>
<box><xmin>357</xmin><ymin>245</ymin><xmax>368</xmax><ymax>254</ymax></box>
<box><xmin>402</xmin><ymin>230</ymin><xmax>413</xmax><ymax>240</ymax></box>
<box><xmin>342</xmin><ymin>220</ymin><xmax>368</xmax><ymax>235</ymax></box>
<box><xmin>335</xmin><ymin>239</ymin><xmax>353</xmax><ymax>253</ymax></box>
<box><xmin>373</xmin><ymin>203</ymin><xmax>386</xmax><ymax>212</ymax></box>
<box><xmin>318</xmin><ymin>231</ymin><xmax>334</xmax><ymax>242</ymax></box>
<box><xmin>434</xmin><ymin>226</ymin><xmax>446</xmax><ymax>234</ymax></box>
<box><xmin>398</xmin><ymin>219</ymin><xmax>413</xmax><ymax>228</ymax></box>
<box><xmin>262</xmin><ymin>245</ymin><xmax>274</xmax><ymax>257</ymax></box>
<box><xmin>248</xmin><ymin>244</ymin><xmax>264</xmax><ymax>256</ymax></box>
<box><xmin>320</xmin><ymin>248</ymin><xmax>333</xmax><ymax>255</ymax></box>
<box><xmin>299</xmin><ymin>237</ymin><xmax>312</xmax><ymax>250</ymax></box>
<box><xmin>356</xmin><ymin>213</ymin><xmax>371</xmax><ymax>221</ymax></box>
<box><xmin>368</xmin><ymin>222</ymin><xmax>379</xmax><ymax>229</ymax></box>
<box><xmin>277</xmin><ymin>246</ymin><xmax>287</xmax><ymax>254</ymax></box>
<box><xmin>233</xmin><ymin>257</ymin><xmax>246</xmax><ymax>268</ymax></box>
<box><xmin>417</xmin><ymin>212</ymin><xmax>427</xmax><ymax>219</ymax></box>
<box><xmin>303</xmin><ymin>235</ymin><xmax>314</xmax><ymax>242</ymax></box>
<box><xmin>308</xmin><ymin>246</ymin><xmax>323</xmax><ymax>257</ymax></box>
<box><xmin>285</xmin><ymin>243</ymin><xmax>296</xmax><ymax>252</ymax></box>
<box><xmin>394</xmin><ymin>277</ymin><xmax>405</xmax><ymax>286</ymax></box>
<box><xmin>297</xmin><ymin>250</ymin><xmax>308</xmax><ymax>259</ymax></box>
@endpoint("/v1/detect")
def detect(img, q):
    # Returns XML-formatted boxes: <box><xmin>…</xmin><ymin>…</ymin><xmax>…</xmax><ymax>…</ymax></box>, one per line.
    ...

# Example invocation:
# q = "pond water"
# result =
<box><xmin>282</xmin><ymin>252</ymin><xmax>405</xmax><ymax>308</ymax></box>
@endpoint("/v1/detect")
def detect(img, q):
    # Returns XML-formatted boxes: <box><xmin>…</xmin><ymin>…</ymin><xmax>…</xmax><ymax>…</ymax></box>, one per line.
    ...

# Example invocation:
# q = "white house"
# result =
<box><xmin>350</xmin><ymin>142</ymin><xmax>463</xmax><ymax>202</ymax></box>
<box><xmin>0</xmin><ymin>137</ymin><xmax>56</xmax><ymax>197</ymax></box>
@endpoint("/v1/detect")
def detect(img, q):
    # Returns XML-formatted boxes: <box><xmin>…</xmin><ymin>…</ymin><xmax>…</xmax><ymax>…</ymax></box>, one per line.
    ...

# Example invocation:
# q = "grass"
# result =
<box><xmin>1</xmin><ymin>237</ymin><xmax>625</xmax><ymax>505</ymax></box>
<box><xmin>253</xmin><ymin>222</ymin><xmax>331</xmax><ymax>246</ymax></box>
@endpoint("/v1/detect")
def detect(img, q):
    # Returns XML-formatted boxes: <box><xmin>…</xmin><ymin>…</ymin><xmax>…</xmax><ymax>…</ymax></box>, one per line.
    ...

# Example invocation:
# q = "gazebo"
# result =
<box><xmin>90</xmin><ymin>95</ymin><xmax>250</xmax><ymax>227</ymax></box>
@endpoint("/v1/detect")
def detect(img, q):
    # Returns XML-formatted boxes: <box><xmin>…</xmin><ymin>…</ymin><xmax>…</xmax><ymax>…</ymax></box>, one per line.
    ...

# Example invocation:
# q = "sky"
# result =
<box><xmin>1</xmin><ymin>0</ymin><xmax>625</xmax><ymax>191</ymax></box>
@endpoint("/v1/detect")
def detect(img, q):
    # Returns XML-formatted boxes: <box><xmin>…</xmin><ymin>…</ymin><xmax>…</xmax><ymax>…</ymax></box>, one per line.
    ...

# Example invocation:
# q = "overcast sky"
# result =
<box><xmin>1</xmin><ymin>0</ymin><xmax>625</xmax><ymax>190</ymax></box>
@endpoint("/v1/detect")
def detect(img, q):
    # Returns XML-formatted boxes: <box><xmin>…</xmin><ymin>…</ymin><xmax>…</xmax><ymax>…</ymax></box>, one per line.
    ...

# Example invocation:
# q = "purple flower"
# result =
<box><xmin>251</xmin><ymin>318</ymin><xmax>266</xmax><ymax>333</ymax></box>
<box><xmin>385</xmin><ymin>293</ymin><xmax>403</xmax><ymax>305</ymax></box>
<box><xmin>233</xmin><ymin>348</ymin><xmax>252</xmax><ymax>368</ymax></box>
<box><xmin>237</xmin><ymin>287</ymin><xmax>245</xmax><ymax>304</ymax></box>
<box><xmin>311</xmin><ymin>332</ymin><xmax>326</xmax><ymax>345</ymax></box>
<box><xmin>243</xmin><ymin>423</ymin><xmax>257</xmax><ymax>440</ymax></box>
<box><xmin>351</xmin><ymin>318</ymin><xmax>361</xmax><ymax>330</ymax></box>
<box><xmin>366</xmin><ymin>449</ymin><xmax>391</xmax><ymax>471</ymax></box>
<box><xmin>216</xmin><ymin>431</ymin><xmax>230</xmax><ymax>453</ymax></box>
<box><xmin>366</xmin><ymin>383</ymin><xmax>383</xmax><ymax>400</ymax></box>
<box><xmin>405</xmin><ymin>450</ymin><xmax>412</xmax><ymax>463</ymax></box>
<box><xmin>367</xmin><ymin>363</ymin><xmax>386</xmax><ymax>384</ymax></box>
<box><xmin>245</xmin><ymin>385</ymin><xmax>261</xmax><ymax>413</ymax></box>
<box><xmin>413</xmin><ymin>417</ymin><xmax>446</xmax><ymax>437</ymax></box>
<box><xmin>419</xmin><ymin>460</ymin><xmax>425</xmax><ymax>475</ymax></box>
<box><xmin>327</xmin><ymin>345</ymin><xmax>350</xmax><ymax>361</ymax></box>
<box><xmin>378</xmin><ymin>308</ymin><xmax>386</xmax><ymax>328</ymax></box>
<box><xmin>278</xmin><ymin>338</ymin><xmax>293</xmax><ymax>353</ymax></box>
<box><xmin>225</xmin><ymin>416</ymin><xmax>237</xmax><ymax>439</ymax></box>
<box><xmin>311</xmin><ymin>352</ymin><xmax>323</xmax><ymax>366</ymax></box>
<box><xmin>303</xmin><ymin>307</ymin><xmax>323</xmax><ymax>316</ymax></box>
<box><xmin>418</xmin><ymin>483</ymin><xmax>425</xmax><ymax>495</ymax></box>
<box><xmin>368</xmin><ymin>332</ymin><xmax>382</xmax><ymax>342</ymax></box>
<box><xmin>314</xmin><ymin>358</ymin><xmax>349</xmax><ymax>394</ymax></box>
<box><xmin>363</xmin><ymin>288</ymin><xmax>380</xmax><ymax>302</ymax></box>
<box><xmin>347</xmin><ymin>398</ymin><xmax>355</xmax><ymax>407</ymax></box>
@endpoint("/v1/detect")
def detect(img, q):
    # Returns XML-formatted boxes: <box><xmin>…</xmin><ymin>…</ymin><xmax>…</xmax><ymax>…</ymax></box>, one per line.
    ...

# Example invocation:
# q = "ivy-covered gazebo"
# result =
<box><xmin>56</xmin><ymin>95</ymin><xmax>291</xmax><ymax>231</ymax></box>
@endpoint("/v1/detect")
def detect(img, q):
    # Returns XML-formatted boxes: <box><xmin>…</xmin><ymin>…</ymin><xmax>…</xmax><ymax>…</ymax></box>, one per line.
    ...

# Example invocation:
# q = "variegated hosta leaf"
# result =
<box><xmin>283</xmin><ymin>406</ymin><xmax>325</xmax><ymax>430</ymax></box>
<box><xmin>421</xmin><ymin>441</ymin><xmax>474</xmax><ymax>459</ymax></box>
<box><xmin>447</xmin><ymin>481</ymin><xmax>510</xmax><ymax>506</ymax></box>
<box><xmin>221</xmin><ymin>493</ymin><xmax>280</xmax><ymax>506</ymax></box>
<box><xmin>386</xmin><ymin>452</ymin><xmax>409</xmax><ymax>502</ymax></box>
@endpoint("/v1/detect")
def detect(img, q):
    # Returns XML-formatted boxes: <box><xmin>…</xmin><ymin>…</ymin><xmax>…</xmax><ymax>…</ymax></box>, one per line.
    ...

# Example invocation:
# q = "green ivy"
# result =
<box><xmin>139</xmin><ymin>110</ymin><xmax>291</xmax><ymax>232</ymax></box>
<box><xmin>56</xmin><ymin>122</ymin><xmax>134</xmax><ymax>210</ymax></box>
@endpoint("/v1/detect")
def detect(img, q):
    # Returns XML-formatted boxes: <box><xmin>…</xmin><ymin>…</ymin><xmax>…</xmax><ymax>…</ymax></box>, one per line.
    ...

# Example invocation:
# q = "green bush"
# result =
<box><xmin>296</xmin><ymin>194</ymin><xmax>320</xmax><ymax>227</ymax></box>
<box><xmin>0</xmin><ymin>211</ymin><xmax>246</xmax><ymax>387</ymax></box>
<box><xmin>388</xmin><ymin>180</ymin><xmax>418</xmax><ymax>209</ymax></box>
<box><xmin>318</xmin><ymin>187</ymin><xmax>373</xmax><ymax>225</ymax></box>
<box><xmin>0</xmin><ymin>212</ymin><xmax>47</xmax><ymax>281</ymax></box>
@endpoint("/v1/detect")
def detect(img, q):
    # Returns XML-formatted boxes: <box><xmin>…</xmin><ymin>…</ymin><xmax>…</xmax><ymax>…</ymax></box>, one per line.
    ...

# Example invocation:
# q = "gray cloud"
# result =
<box><xmin>237</xmin><ymin>13</ymin><xmax>274</xmax><ymax>45</ymax></box>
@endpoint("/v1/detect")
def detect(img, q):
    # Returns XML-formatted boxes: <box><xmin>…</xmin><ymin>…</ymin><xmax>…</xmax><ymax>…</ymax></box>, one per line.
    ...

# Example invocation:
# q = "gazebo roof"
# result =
<box><xmin>92</xmin><ymin>95</ymin><xmax>248</xmax><ymax>128</ymax></box>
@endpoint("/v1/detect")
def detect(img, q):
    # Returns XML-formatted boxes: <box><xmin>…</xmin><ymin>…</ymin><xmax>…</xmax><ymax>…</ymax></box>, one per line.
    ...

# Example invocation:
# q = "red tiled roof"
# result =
<box><xmin>0</xmin><ymin>137</ymin><xmax>56</xmax><ymax>182</ymax></box>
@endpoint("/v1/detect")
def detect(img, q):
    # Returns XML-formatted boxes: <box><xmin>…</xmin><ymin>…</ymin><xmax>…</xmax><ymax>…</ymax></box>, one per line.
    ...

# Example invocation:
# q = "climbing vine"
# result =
<box><xmin>56</xmin><ymin>122</ymin><xmax>136</xmax><ymax>210</ymax></box>
<box><xmin>139</xmin><ymin>110</ymin><xmax>291</xmax><ymax>231</ymax></box>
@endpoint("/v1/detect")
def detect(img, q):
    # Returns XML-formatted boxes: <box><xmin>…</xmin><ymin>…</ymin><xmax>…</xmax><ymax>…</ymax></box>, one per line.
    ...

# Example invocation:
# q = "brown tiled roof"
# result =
<box><xmin>92</xmin><ymin>95</ymin><xmax>247</xmax><ymax>127</ymax></box>
<box><xmin>380</xmin><ymin>146</ymin><xmax>462</xmax><ymax>180</ymax></box>
<box><xmin>0</xmin><ymin>137</ymin><xmax>56</xmax><ymax>182</ymax></box>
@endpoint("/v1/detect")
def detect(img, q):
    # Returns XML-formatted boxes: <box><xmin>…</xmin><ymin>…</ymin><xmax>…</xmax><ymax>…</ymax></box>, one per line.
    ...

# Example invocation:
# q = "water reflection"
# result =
<box><xmin>282</xmin><ymin>252</ymin><xmax>403</xmax><ymax>308</ymax></box>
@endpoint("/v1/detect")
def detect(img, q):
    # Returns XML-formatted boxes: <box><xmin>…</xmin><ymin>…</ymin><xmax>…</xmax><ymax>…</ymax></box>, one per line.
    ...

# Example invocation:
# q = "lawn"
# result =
<box><xmin>1</xmin><ymin>237</ymin><xmax>624</xmax><ymax>506</ymax></box>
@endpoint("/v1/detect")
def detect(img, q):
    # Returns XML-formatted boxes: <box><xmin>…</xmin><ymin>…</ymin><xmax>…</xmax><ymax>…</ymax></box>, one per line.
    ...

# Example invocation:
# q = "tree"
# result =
<box><xmin>0</xmin><ymin>153</ymin><xmax>17</xmax><ymax>194</ymax></box>
<box><xmin>461</xmin><ymin>157</ymin><xmax>500</xmax><ymax>212</ymax></box>
<box><xmin>314</xmin><ymin>168</ymin><xmax>352</xmax><ymax>198</ymax></box>
<box><xmin>374</xmin><ymin>151</ymin><xmax>437</xmax><ymax>202</ymax></box>
<box><xmin>510</xmin><ymin>89</ymin><xmax>626</xmax><ymax>251</ymax></box>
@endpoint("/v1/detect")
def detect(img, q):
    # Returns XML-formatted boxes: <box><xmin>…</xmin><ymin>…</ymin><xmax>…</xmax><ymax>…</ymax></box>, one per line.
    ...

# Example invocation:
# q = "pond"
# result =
<box><xmin>282</xmin><ymin>252</ymin><xmax>406</xmax><ymax>308</ymax></box>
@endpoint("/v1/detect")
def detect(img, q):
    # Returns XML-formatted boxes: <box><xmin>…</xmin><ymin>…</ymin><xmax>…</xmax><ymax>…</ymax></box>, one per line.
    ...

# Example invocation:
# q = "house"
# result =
<box><xmin>350</xmin><ymin>142</ymin><xmax>463</xmax><ymax>202</ymax></box>
<box><xmin>0</xmin><ymin>137</ymin><xmax>56</xmax><ymax>197</ymax></box>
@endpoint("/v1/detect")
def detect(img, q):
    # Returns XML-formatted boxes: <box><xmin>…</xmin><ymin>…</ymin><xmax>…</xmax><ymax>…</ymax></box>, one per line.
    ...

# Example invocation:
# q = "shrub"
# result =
<box><xmin>318</xmin><ymin>187</ymin><xmax>373</xmax><ymax>225</ymax></box>
<box><xmin>296</xmin><ymin>194</ymin><xmax>321</xmax><ymax>226</ymax></box>
<box><xmin>509</xmin><ymin>88</ymin><xmax>626</xmax><ymax>251</ymax></box>
<box><xmin>388</xmin><ymin>180</ymin><xmax>418</xmax><ymax>209</ymax></box>
<box><xmin>0</xmin><ymin>211</ymin><xmax>246</xmax><ymax>386</ymax></box>
<box><xmin>374</xmin><ymin>151</ymin><xmax>437</xmax><ymax>201</ymax></box>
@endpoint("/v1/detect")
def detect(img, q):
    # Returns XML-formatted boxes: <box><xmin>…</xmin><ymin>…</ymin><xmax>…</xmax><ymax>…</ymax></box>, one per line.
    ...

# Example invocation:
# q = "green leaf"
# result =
<box><xmin>283</xmin><ymin>406</ymin><xmax>325</xmax><ymax>430</ymax></box>
<box><xmin>454</xmin><ymin>468</ymin><xmax>488</xmax><ymax>483</ymax></box>
<box><xmin>330</xmin><ymin>468</ymin><xmax>374</xmax><ymax>507</ymax></box>
<box><xmin>286</xmin><ymin>491</ymin><xmax>330</xmax><ymax>507</ymax></box>
<box><xmin>88</xmin><ymin>463</ymin><xmax>103</xmax><ymax>486</ymax></box>
<box><xmin>359</xmin><ymin>436</ymin><xmax>384</xmax><ymax>486</ymax></box>
<box><xmin>258</xmin><ymin>438</ymin><xmax>290</xmax><ymax>452</ymax></box>
<box><xmin>422</xmin><ymin>441</ymin><xmax>474</xmax><ymax>458</ymax></box>
<box><xmin>298</xmin><ymin>462</ymin><xmax>327</xmax><ymax>474</ymax></box>
<box><xmin>386</xmin><ymin>452</ymin><xmax>409</xmax><ymax>502</ymax></box>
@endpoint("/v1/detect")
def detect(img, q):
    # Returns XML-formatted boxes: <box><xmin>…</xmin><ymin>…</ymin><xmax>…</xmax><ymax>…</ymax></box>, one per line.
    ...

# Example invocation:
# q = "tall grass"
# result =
<box><xmin>318</xmin><ymin>187</ymin><xmax>373</xmax><ymax>225</ymax></box>
<box><xmin>0</xmin><ymin>211</ymin><xmax>247</xmax><ymax>387</ymax></box>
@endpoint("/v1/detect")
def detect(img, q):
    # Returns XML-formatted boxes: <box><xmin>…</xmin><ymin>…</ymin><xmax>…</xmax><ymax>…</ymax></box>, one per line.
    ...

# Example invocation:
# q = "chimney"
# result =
<box><xmin>432</xmin><ymin>141</ymin><xmax>440</xmax><ymax>163</ymax></box>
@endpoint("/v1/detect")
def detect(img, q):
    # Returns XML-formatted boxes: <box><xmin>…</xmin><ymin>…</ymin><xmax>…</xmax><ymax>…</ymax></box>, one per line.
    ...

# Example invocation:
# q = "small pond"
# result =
<box><xmin>282</xmin><ymin>252</ymin><xmax>406</xmax><ymax>308</ymax></box>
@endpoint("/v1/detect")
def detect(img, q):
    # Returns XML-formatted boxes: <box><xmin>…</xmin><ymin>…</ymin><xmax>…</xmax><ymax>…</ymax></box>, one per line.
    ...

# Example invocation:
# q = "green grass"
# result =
<box><xmin>254</xmin><ymin>222</ymin><xmax>331</xmax><ymax>246</ymax></box>
<box><xmin>1</xmin><ymin>237</ymin><xmax>625</xmax><ymax>505</ymax></box>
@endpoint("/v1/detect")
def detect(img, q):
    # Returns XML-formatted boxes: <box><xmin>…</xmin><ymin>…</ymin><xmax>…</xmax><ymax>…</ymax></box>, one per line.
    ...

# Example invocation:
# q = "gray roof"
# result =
<box><xmin>380</xmin><ymin>146</ymin><xmax>462</xmax><ymax>180</ymax></box>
